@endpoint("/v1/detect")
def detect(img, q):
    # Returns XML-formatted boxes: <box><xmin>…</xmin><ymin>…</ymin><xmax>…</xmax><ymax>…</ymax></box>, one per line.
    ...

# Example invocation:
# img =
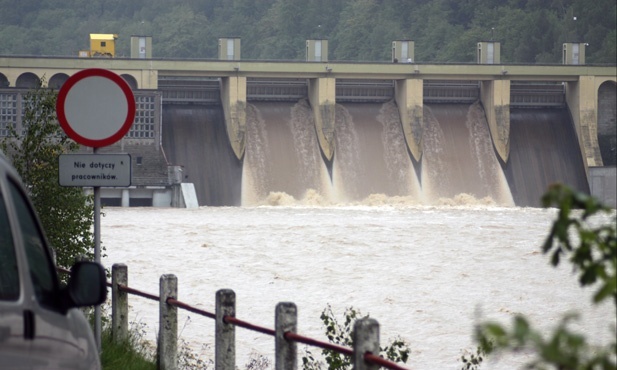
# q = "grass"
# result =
<box><xmin>97</xmin><ymin>316</ymin><xmax>216</xmax><ymax>370</ymax></box>
<box><xmin>100</xmin><ymin>323</ymin><xmax>157</xmax><ymax>370</ymax></box>
<box><xmin>93</xmin><ymin>308</ymin><xmax>266</xmax><ymax>369</ymax></box>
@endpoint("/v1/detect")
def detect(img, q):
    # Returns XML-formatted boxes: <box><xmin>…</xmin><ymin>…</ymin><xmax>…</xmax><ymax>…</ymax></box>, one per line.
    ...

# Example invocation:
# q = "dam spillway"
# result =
<box><xmin>421</xmin><ymin>103</ymin><xmax>513</xmax><ymax>205</ymax></box>
<box><xmin>161</xmin><ymin>97</ymin><xmax>587</xmax><ymax>207</ymax></box>
<box><xmin>162</xmin><ymin>105</ymin><xmax>242</xmax><ymax>206</ymax></box>
<box><xmin>331</xmin><ymin>101</ymin><xmax>421</xmax><ymax>203</ymax></box>
<box><xmin>242</xmin><ymin>100</ymin><xmax>331</xmax><ymax>205</ymax></box>
<box><xmin>506</xmin><ymin>108</ymin><xmax>589</xmax><ymax>207</ymax></box>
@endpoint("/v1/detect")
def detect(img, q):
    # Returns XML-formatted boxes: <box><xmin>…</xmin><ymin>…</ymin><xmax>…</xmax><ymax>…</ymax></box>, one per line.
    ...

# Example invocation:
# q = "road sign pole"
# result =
<box><xmin>93</xmin><ymin>147</ymin><xmax>102</xmax><ymax>352</ymax></box>
<box><xmin>55</xmin><ymin>69</ymin><xmax>136</xmax><ymax>354</ymax></box>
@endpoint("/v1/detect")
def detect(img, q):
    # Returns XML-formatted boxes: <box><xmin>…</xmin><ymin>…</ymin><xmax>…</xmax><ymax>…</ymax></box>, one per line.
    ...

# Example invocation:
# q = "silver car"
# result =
<box><xmin>0</xmin><ymin>153</ymin><xmax>107</xmax><ymax>369</ymax></box>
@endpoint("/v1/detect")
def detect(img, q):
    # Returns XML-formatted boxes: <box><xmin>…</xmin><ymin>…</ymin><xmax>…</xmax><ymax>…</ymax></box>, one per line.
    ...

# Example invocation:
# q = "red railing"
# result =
<box><xmin>59</xmin><ymin>265</ymin><xmax>412</xmax><ymax>369</ymax></box>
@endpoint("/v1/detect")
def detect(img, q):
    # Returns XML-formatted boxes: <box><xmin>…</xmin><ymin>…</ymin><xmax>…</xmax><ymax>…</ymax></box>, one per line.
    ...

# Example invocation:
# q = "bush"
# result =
<box><xmin>302</xmin><ymin>304</ymin><xmax>410</xmax><ymax>369</ymax></box>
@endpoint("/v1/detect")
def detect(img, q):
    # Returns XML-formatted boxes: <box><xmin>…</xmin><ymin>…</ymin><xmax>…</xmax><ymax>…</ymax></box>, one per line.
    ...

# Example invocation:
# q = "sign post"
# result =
<box><xmin>56</xmin><ymin>68</ymin><xmax>135</xmax><ymax>351</ymax></box>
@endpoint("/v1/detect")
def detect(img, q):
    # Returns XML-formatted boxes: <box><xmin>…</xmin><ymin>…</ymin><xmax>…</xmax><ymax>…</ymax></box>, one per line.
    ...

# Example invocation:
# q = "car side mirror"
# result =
<box><xmin>66</xmin><ymin>261</ymin><xmax>107</xmax><ymax>308</ymax></box>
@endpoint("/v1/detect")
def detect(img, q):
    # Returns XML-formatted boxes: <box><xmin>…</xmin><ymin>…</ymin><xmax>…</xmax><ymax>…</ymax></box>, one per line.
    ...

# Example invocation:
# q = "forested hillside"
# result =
<box><xmin>0</xmin><ymin>0</ymin><xmax>615</xmax><ymax>64</ymax></box>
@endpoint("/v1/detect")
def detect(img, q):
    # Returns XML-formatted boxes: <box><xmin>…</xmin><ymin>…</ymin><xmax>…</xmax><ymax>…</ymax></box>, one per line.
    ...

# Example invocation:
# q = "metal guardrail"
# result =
<box><xmin>510</xmin><ymin>82</ymin><xmax>565</xmax><ymax>108</ymax></box>
<box><xmin>247</xmin><ymin>78</ymin><xmax>308</xmax><ymax>102</ymax></box>
<box><xmin>159</xmin><ymin>77</ymin><xmax>221</xmax><ymax>105</ymax></box>
<box><xmin>423</xmin><ymin>80</ymin><xmax>480</xmax><ymax>103</ymax></box>
<box><xmin>68</xmin><ymin>263</ymin><xmax>414</xmax><ymax>370</ymax></box>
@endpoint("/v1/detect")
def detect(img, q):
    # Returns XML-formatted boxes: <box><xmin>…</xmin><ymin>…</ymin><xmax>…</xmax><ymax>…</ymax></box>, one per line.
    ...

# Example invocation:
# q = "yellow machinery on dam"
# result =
<box><xmin>0</xmin><ymin>38</ymin><xmax>615</xmax><ymax>207</ymax></box>
<box><xmin>78</xmin><ymin>34</ymin><xmax>118</xmax><ymax>58</ymax></box>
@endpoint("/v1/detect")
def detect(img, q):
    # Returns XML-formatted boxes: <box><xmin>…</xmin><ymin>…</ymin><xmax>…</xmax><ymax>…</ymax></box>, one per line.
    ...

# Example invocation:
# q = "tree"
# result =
<box><xmin>0</xmin><ymin>82</ymin><xmax>96</xmax><ymax>271</ymax></box>
<box><xmin>153</xmin><ymin>6</ymin><xmax>213</xmax><ymax>58</ymax></box>
<box><xmin>474</xmin><ymin>184</ymin><xmax>616</xmax><ymax>369</ymax></box>
<box><xmin>1</xmin><ymin>0</ymin><xmax>616</xmax><ymax>62</ymax></box>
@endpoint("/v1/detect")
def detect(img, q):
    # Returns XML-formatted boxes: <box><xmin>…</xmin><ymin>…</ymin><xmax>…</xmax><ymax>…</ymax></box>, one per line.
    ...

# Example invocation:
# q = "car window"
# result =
<box><xmin>8</xmin><ymin>179</ymin><xmax>59</xmax><ymax>309</ymax></box>
<box><xmin>0</xmin><ymin>188</ymin><xmax>20</xmax><ymax>301</ymax></box>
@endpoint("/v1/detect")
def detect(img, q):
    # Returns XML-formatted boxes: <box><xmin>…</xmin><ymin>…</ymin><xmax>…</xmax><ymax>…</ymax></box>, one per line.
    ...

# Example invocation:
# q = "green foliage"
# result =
<box><xmin>474</xmin><ymin>184</ymin><xmax>617</xmax><ymax>370</ymax></box>
<box><xmin>243</xmin><ymin>352</ymin><xmax>272</xmax><ymax>370</ymax></box>
<box><xmin>177</xmin><ymin>337</ymin><xmax>214</xmax><ymax>370</ymax></box>
<box><xmin>302</xmin><ymin>304</ymin><xmax>410</xmax><ymax>369</ymax></box>
<box><xmin>176</xmin><ymin>316</ymin><xmax>214</xmax><ymax>369</ymax></box>
<box><xmin>0</xmin><ymin>83</ymin><xmax>96</xmax><ymax>271</ymax></box>
<box><xmin>541</xmin><ymin>184</ymin><xmax>617</xmax><ymax>306</ymax></box>
<box><xmin>0</xmin><ymin>0</ymin><xmax>614</xmax><ymax>63</ymax></box>
<box><xmin>460</xmin><ymin>344</ymin><xmax>489</xmax><ymax>370</ymax></box>
<box><xmin>100</xmin><ymin>320</ymin><xmax>157</xmax><ymax>370</ymax></box>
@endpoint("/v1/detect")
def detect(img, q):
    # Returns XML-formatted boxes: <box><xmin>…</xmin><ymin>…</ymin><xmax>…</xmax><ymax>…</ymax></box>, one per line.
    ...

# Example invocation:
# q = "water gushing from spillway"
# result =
<box><xmin>421</xmin><ymin>103</ymin><xmax>513</xmax><ymax>205</ymax></box>
<box><xmin>161</xmin><ymin>101</ymin><xmax>584</xmax><ymax>207</ymax></box>
<box><xmin>332</xmin><ymin>101</ymin><xmax>422</xmax><ymax>203</ymax></box>
<box><xmin>465</xmin><ymin>103</ymin><xmax>514</xmax><ymax>205</ymax></box>
<box><xmin>242</xmin><ymin>100</ymin><xmax>331</xmax><ymax>205</ymax></box>
<box><xmin>242</xmin><ymin>101</ymin><xmax>513</xmax><ymax>206</ymax></box>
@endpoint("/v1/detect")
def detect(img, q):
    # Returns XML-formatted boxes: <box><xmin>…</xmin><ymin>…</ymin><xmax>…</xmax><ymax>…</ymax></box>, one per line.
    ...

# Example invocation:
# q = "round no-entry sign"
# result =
<box><xmin>56</xmin><ymin>68</ymin><xmax>136</xmax><ymax>147</ymax></box>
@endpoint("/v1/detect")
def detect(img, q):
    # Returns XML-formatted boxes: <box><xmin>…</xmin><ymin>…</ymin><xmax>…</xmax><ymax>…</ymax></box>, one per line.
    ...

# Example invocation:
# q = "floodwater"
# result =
<box><xmin>125</xmin><ymin>98</ymin><xmax>606</xmax><ymax>368</ymax></box>
<box><xmin>100</xmin><ymin>204</ymin><xmax>616</xmax><ymax>369</ymax></box>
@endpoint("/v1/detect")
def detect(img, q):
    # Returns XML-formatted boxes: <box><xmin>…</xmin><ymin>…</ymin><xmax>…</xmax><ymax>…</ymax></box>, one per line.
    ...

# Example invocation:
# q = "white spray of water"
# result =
<box><xmin>332</xmin><ymin>104</ymin><xmax>363</xmax><ymax>202</ymax></box>
<box><xmin>465</xmin><ymin>102</ymin><xmax>514</xmax><ymax>206</ymax></box>
<box><xmin>242</xmin><ymin>104</ymin><xmax>271</xmax><ymax>204</ymax></box>
<box><xmin>378</xmin><ymin>101</ymin><xmax>423</xmax><ymax>200</ymax></box>
<box><xmin>243</xmin><ymin>101</ymin><xmax>332</xmax><ymax>206</ymax></box>
<box><xmin>244</xmin><ymin>101</ymin><xmax>512</xmax><ymax>207</ymax></box>
<box><xmin>288</xmin><ymin>100</ymin><xmax>332</xmax><ymax>199</ymax></box>
<box><xmin>422</xmin><ymin>103</ymin><xmax>513</xmax><ymax>206</ymax></box>
<box><xmin>420</xmin><ymin>105</ymin><xmax>450</xmax><ymax>201</ymax></box>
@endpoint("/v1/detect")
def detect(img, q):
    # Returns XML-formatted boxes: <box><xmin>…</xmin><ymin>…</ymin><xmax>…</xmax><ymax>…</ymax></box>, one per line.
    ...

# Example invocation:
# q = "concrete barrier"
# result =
<box><xmin>589</xmin><ymin>166</ymin><xmax>616</xmax><ymax>208</ymax></box>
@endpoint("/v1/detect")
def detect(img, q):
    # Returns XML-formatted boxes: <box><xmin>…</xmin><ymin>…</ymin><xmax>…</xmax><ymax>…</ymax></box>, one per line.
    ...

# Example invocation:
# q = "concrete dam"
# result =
<box><xmin>160</xmin><ymin>81</ymin><xmax>588</xmax><ymax>208</ymax></box>
<box><xmin>2</xmin><ymin>45</ymin><xmax>614</xmax><ymax>207</ymax></box>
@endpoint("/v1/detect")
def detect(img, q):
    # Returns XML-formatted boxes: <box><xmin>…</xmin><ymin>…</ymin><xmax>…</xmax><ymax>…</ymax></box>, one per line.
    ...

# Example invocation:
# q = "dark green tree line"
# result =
<box><xmin>0</xmin><ymin>0</ymin><xmax>614</xmax><ymax>63</ymax></box>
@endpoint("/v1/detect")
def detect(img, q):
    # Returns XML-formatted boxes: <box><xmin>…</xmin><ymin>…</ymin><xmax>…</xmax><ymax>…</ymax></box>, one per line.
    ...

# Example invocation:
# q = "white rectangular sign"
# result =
<box><xmin>59</xmin><ymin>154</ymin><xmax>131</xmax><ymax>187</ymax></box>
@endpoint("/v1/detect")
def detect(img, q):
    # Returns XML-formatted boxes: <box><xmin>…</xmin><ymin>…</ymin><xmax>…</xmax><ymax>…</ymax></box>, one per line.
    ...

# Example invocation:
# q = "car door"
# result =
<box><xmin>5</xmin><ymin>176</ymin><xmax>96</xmax><ymax>369</ymax></box>
<box><xmin>0</xmin><ymin>181</ymin><xmax>31</xmax><ymax>370</ymax></box>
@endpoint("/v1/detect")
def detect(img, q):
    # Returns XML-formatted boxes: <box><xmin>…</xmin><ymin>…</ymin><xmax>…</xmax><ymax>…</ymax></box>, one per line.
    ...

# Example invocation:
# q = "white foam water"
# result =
<box><xmin>243</xmin><ymin>101</ymin><xmax>514</xmax><ymax>207</ymax></box>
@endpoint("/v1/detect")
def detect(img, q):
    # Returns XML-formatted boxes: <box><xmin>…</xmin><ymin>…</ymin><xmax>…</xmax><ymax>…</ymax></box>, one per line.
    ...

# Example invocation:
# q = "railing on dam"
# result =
<box><xmin>510</xmin><ymin>82</ymin><xmax>565</xmax><ymax>108</ymax></box>
<box><xmin>159</xmin><ymin>77</ymin><xmax>221</xmax><ymax>105</ymax></box>
<box><xmin>0</xmin><ymin>78</ymin><xmax>570</xmax><ymax>114</ymax></box>
<box><xmin>423</xmin><ymin>80</ymin><xmax>480</xmax><ymax>103</ymax></box>
<box><xmin>247</xmin><ymin>78</ymin><xmax>308</xmax><ymax>102</ymax></box>
<box><xmin>336</xmin><ymin>79</ymin><xmax>395</xmax><ymax>103</ymax></box>
<box><xmin>59</xmin><ymin>264</ymin><xmax>411</xmax><ymax>370</ymax></box>
<box><xmin>156</xmin><ymin>78</ymin><xmax>568</xmax><ymax>106</ymax></box>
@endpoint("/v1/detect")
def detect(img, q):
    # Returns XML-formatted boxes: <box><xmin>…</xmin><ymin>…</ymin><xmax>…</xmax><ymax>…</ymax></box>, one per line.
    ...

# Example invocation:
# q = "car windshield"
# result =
<box><xmin>8</xmin><ymin>178</ymin><xmax>58</xmax><ymax>309</ymax></box>
<box><xmin>0</xmin><ymin>187</ymin><xmax>20</xmax><ymax>301</ymax></box>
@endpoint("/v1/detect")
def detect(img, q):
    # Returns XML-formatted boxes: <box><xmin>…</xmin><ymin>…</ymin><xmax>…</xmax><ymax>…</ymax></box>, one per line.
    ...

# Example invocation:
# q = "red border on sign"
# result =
<box><xmin>56</xmin><ymin>68</ymin><xmax>136</xmax><ymax>148</ymax></box>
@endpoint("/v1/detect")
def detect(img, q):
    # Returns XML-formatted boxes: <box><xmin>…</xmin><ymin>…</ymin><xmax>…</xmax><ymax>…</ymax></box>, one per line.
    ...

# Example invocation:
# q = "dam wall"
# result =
<box><xmin>1</xmin><ymin>75</ymin><xmax>614</xmax><ymax>207</ymax></box>
<box><xmin>589</xmin><ymin>166</ymin><xmax>616</xmax><ymax>208</ymax></box>
<box><xmin>155</xmin><ymin>76</ymin><xmax>616</xmax><ymax>207</ymax></box>
<box><xmin>160</xmin><ymin>95</ymin><xmax>589</xmax><ymax>207</ymax></box>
